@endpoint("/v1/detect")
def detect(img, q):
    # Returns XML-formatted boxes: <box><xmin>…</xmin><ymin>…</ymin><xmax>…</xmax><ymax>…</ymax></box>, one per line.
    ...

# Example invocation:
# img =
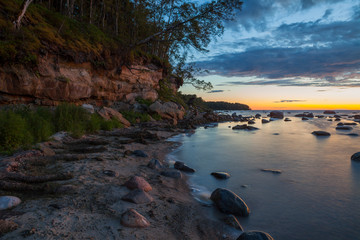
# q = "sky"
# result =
<box><xmin>180</xmin><ymin>0</ymin><xmax>360</xmax><ymax>110</ymax></box>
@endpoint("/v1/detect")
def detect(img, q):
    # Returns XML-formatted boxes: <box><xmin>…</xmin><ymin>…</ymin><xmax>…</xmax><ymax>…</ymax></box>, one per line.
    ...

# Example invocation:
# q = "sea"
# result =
<box><xmin>167</xmin><ymin>110</ymin><xmax>360</xmax><ymax>240</ymax></box>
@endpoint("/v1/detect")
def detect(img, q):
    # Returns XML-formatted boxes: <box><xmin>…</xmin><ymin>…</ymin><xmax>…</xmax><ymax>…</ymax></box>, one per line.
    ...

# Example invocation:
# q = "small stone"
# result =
<box><xmin>262</xmin><ymin>119</ymin><xmax>270</xmax><ymax>123</ymax></box>
<box><xmin>147</xmin><ymin>158</ymin><xmax>163</xmax><ymax>169</ymax></box>
<box><xmin>103</xmin><ymin>170</ymin><xmax>118</xmax><ymax>177</ymax></box>
<box><xmin>223</xmin><ymin>215</ymin><xmax>243</xmax><ymax>231</ymax></box>
<box><xmin>160</xmin><ymin>169</ymin><xmax>182</xmax><ymax>179</ymax></box>
<box><xmin>124</xmin><ymin>176</ymin><xmax>152</xmax><ymax>192</ymax></box>
<box><xmin>122</xmin><ymin>189</ymin><xmax>154</xmax><ymax>204</ymax></box>
<box><xmin>211</xmin><ymin>172</ymin><xmax>231</xmax><ymax>179</ymax></box>
<box><xmin>132</xmin><ymin>150</ymin><xmax>148</xmax><ymax>157</ymax></box>
<box><xmin>237</xmin><ymin>231</ymin><xmax>274</xmax><ymax>240</ymax></box>
<box><xmin>121</xmin><ymin>209</ymin><xmax>150</xmax><ymax>228</ymax></box>
<box><xmin>0</xmin><ymin>196</ymin><xmax>21</xmax><ymax>210</ymax></box>
<box><xmin>261</xmin><ymin>169</ymin><xmax>282</xmax><ymax>174</ymax></box>
<box><xmin>284</xmin><ymin>118</ymin><xmax>291</xmax><ymax>121</ymax></box>
<box><xmin>174</xmin><ymin>161</ymin><xmax>195</xmax><ymax>173</ymax></box>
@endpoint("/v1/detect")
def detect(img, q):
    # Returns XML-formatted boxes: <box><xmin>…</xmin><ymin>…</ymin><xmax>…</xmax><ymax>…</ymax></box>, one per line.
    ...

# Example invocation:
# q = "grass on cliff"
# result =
<box><xmin>0</xmin><ymin>104</ymin><xmax>122</xmax><ymax>154</ymax></box>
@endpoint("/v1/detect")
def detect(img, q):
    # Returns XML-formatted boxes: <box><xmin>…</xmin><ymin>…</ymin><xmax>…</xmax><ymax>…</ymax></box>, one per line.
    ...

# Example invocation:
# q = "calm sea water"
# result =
<box><xmin>168</xmin><ymin>110</ymin><xmax>360</xmax><ymax>240</ymax></box>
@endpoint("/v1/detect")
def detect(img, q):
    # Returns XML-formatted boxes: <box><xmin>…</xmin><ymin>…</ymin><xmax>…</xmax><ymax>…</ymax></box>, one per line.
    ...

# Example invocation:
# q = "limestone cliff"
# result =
<box><xmin>0</xmin><ymin>54</ymin><xmax>180</xmax><ymax>106</ymax></box>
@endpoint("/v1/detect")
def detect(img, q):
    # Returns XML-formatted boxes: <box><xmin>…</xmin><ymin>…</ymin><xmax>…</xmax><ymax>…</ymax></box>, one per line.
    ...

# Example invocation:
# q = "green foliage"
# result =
<box><xmin>151</xmin><ymin>113</ymin><xmax>162</xmax><ymax>121</ymax></box>
<box><xmin>121</xmin><ymin>110</ymin><xmax>151</xmax><ymax>124</ymax></box>
<box><xmin>54</xmin><ymin>103</ymin><xmax>89</xmax><ymax>136</ymax></box>
<box><xmin>100</xmin><ymin>118</ymin><xmax>123</xmax><ymax>131</ymax></box>
<box><xmin>136</xmin><ymin>97</ymin><xmax>153</xmax><ymax>107</ymax></box>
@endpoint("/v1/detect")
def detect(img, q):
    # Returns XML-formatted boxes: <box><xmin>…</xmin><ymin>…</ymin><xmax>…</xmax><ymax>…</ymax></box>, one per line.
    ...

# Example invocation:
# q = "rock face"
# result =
<box><xmin>0</xmin><ymin>54</ymin><xmax>181</xmax><ymax>105</ymax></box>
<box><xmin>237</xmin><ymin>231</ymin><xmax>274</xmax><ymax>240</ymax></box>
<box><xmin>121</xmin><ymin>189</ymin><xmax>154</xmax><ymax>204</ymax></box>
<box><xmin>351</xmin><ymin>152</ymin><xmax>360</xmax><ymax>162</ymax></box>
<box><xmin>269</xmin><ymin>111</ymin><xmax>284</xmax><ymax>119</ymax></box>
<box><xmin>121</xmin><ymin>209</ymin><xmax>150</xmax><ymax>228</ymax></box>
<box><xmin>0</xmin><ymin>196</ymin><xmax>21</xmax><ymax>210</ymax></box>
<box><xmin>124</xmin><ymin>176</ymin><xmax>152</xmax><ymax>192</ymax></box>
<box><xmin>98</xmin><ymin>107</ymin><xmax>131</xmax><ymax>127</ymax></box>
<box><xmin>211</xmin><ymin>172</ymin><xmax>231</xmax><ymax>179</ymax></box>
<box><xmin>312</xmin><ymin>131</ymin><xmax>331</xmax><ymax>136</ymax></box>
<box><xmin>210</xmin><ymin>188</ymin><xmax>250</xmax><ymax>217</ymax></box>
<box><xmin>149</xmin><ymin>101</ymin><xmax>185</xmax><ymax>125</ymax></box>
<box><xmin>174</xmin><ymin>161</ymin><xmax>195</xmax><ymax>173</ymax></box>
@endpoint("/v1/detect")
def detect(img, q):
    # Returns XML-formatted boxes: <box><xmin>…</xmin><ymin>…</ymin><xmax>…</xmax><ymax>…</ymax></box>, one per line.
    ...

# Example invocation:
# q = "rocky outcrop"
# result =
<box><xmin>0</xmin><ymin>54</ymin><xmax>178</xmax><ymax>106</ymax></box>
<box><xmin>149</xmin><ymin>101</ymin><xmax>185</xmax><ymax>125</ymax></box>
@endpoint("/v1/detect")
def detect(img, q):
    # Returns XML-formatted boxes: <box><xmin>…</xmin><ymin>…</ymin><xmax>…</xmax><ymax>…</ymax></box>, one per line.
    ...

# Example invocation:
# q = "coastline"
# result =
<box><xmin>0</xmin><ymin>123</ymin><xmax>235</xmax><ymax>240</ymax></box>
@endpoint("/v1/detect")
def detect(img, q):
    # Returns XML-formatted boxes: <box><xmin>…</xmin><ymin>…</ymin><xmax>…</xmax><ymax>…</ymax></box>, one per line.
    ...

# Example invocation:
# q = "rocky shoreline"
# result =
<box><xmin>0</xmin><ymin>119</ymin><xmax>248</xmax><ymax>240</ymax></box>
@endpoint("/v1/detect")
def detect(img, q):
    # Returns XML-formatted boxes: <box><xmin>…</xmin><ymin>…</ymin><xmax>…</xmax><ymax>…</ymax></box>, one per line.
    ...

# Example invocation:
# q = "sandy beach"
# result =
<box><xmin>0</xmin><ymin>124</ymin><xmax>234</xmax><ymax>240</ymax></box>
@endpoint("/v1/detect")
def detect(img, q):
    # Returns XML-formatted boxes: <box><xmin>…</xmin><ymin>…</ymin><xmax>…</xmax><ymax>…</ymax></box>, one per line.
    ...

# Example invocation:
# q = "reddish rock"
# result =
<box><xmin>121</xmin><ymin>209</ymin><xmax>150</xmax><ymax>228</ymax></box>
<box><xmin>124</xmin><ymin>176</ymin><xmax>152</xmax><ymax>192</ymax></box>
<box><xmin>98</xmin><ymin>107</ymin><xmax>131</xmax><ymax>127</ymax></box>
<box><xmin>149</xmin><ymin>101</ymin><xmax>185</xmax><ymax>125</ymax></box>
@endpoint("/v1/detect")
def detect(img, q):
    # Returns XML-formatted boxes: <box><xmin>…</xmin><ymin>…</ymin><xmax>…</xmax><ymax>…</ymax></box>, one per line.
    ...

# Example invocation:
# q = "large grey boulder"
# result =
<box><xmin>210</xmin><ymin>188</ymin><xmax>250</xmax><ymax>217</ymax></box>
<box><xmin>237</xmin><ymin>231</ymin><xmax>274</xmax><ymax>240</ymax></box>
<box><xmin>269</xmin><ymin>111</ymin><xmax>284</xmax><ymax>119</ymax></box>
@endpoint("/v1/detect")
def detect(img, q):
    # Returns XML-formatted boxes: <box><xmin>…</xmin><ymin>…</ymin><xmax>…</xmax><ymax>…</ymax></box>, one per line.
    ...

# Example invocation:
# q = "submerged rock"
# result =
<box><xmin>336</xmin><ymin>126</ymin><xmax>353</xmax><ymax>130</ymax></box>
<box><xmin>347</xmin><ymin>133</ymin><xmax>359</xmax><ymax>137</ymax></box>
<box><xmin>124</xmin><ymin>176</ymin><xmax>152</xmax><ymax>192</ymax></box>
<box><xmin>248</xmin><ymin>120</ymin><xmax>255</xmax><ymax>124</ymax></box>
<box><xmin>351</xmin><ymin>152</ymin><xmax>360</xmax><ymax>162</ymax></box>
<box><xmin>232</xmin><ymin>124</ymin><xmax>259</xmax><ymax>130</ymax></box>
<box><xmin>174</xmin><ymin>161</ymin><xmax>195</xmax><ymax>173</ymax></box>
<box><xmin>284</xmin><ymin>118</ymin><xmax>291</xmax><ymax>121</ymax></box>
<box><xmin>312</xmin><ymin>131</ymin><xmax>331</xmax><ymax>136</ymax></box>
<box><xmin>237</xmin><ymin>231</ymin><xmax>274</xmax><ymax>240</ymax></box>
<box><xmin>324</xmin><ymin>110</ymin><xmax>336</xmax><ymax>114</ymax></box>
<box><xmin>262</xmin><ymin>119</ymin><xmax>270</xmax><ymax>124</ymax></box>
<box><xmin>122</xmin><ymin>189</ymin><xmax>154</xmax><ymax>204</ymax></box>
<box><xmin>121</xmin><ymin>209</ymin><xmax>150</xmax><ymax>228</ymax></box>
<box><xmin>261</xmin><ymin>169</ymin><xmax>282</xmax><ymax>174</ymax></box>
<box><xmin>269</xmin><ymin>111</ymin><xmax>284</xmax><ymax>119</ymax></box>
<box><xmin>0</xmin><ymin>196</ymin><xmax>21</xmax><ymax>210</ymax></box>
<box><xmin>224</xmin><ymin>215</ymin><xmax>243</xmax><ymax>231</ymax></box>
<box><xmin>302</xmin><ymin>117</ymin><xmax>309</xmax><ymax>121</ymax></box>
<box><xmin>210</xmin><ymin>188</ymin><xmax>250</xmax><ymax>217</ymax></box>
<box><xmin>211</xmin><ymin>172</ymin><xmax>231</xmax><ymax>179</ymax></box>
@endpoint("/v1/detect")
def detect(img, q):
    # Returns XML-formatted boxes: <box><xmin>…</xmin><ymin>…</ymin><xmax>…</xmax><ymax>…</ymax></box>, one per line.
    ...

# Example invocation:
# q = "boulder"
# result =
<box><xmin>0</xmin><ymin>196</ymin><xmax>21</xmax><ymax>210</ymax></box>
<box><xmin>348</xmin><ymin>133</ymin><xmax>359</xmax><ymax>137</ymax></box>
<box><xmin>312</xmin><ymin>131</ymin><xmax>331</xmax><ymax>136</ymax></box>
<box><xmin>149</xmin><ymin>101</ymin><xmax>185</xmax><ymax>125</ymax></box>
<box><xmin>248</xmin><ymin>120</ymin><xmax>255</xmax><ymax>124</ymax></box>
<box><xmin>81</xmin><ymin>104</ymin><xmax>95</xmax><ymax>114</ymax></box>
<box><xmin>211</xmin><ymin>172</ymin><xmax>231</xmax><ymax>179</ymax></box>
<box><xmin>302</xmin><ymin>117</ymin><xmax>309</xmax><ymax>121</ymax></box>
<box><xmin>224</xmin><ymin>215</ymin><xmax>243</xmax><ymax>231</ymax></box>
<box><xmin>0</xmin><ymin>220</ymin><xmax>18</xmax><ymax>235</ymax></box>
<box><xmin>269</xmin><ymin>111</ymin><xmax>284</xmax><ymax>119</ymax></box>
<box><xmin>237</xmin><ymin>231</ymin><xmax>274</xmax><ymax>240</ymax></box>
<box><xmin>262</xmin><ymin>119</ymin><xmax>270</xmax><ymax>123</ymax></box>
<box><xmin>174</xmin><ymin>161</ymin><xmax>195</xmax><ymax>173</ymax></box>
<box><xmin>255</xmin><ymin>113</ymin><xmax>261</xmax><ymax>118</ymax></box>
<box><xmin>232</xmin><ymin>124</ymin><xmax>259</xmax><ymax>130</ymax></box>
<box><xmin>121</xmin><ymin>209</ymin><xmax>150</xmax><ymax>228</ymax></box>
<box><xmin>351</xmin><ymin>152</ymin><xmax>360</xmax><ymax>162</ymax></box>
<box><xmin>124</xmin><ymin>176</ymin><xmax>152</xmax><ymax>192</ymax></box>
<box><xmin>122</xmin><ymin>189</ymin><xmax>154</xmax><ymax>204</ymax></box>
<box><xmin>344</xmin><ymin>122</ymin><xmax>357</xmax><ymax>125</ymax></box>
<box><xmin>98</xmin><ymin>107</ymin><xmax>131</xmax><ymax>127</ymax></box>
<box><xmin>147</xmin><ymin>158</ymin><xmax>163</xmax><ymax>169</ymax></box>
<box><xmin>161</xmin><ymin>169</ymin><xmax>182</xmax><ymax>179</ymax></box>
<box><xmin>295</xmin><ymin>112</ymin><xmax>314</xmax><ymax>118</ymax></box>
<box><xmin>284</xmin><ymin>118</ymin><xmax>291</xmax><ymax>122</ymax></box>
<box><xmin>324</xmin><ymin>110</ymin><xmax>336</xmax><ymax>114</ymax></box>
<box><xmin>354</xmin><ymin>115</ymin><xmax>360</xmax><ymax>119</ymax></box>
<box><xmin>210</xmin><ymin>188</ymin><xmax>250</xmax><ymax>217</ymax></box>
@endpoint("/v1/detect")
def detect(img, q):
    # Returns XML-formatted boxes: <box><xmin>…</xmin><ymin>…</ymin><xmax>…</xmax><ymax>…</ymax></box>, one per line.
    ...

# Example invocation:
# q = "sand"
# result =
<box><xmin>0</xmin><ymin>126</ymin><xmax>238</xmax><ymax>240</ymax></box>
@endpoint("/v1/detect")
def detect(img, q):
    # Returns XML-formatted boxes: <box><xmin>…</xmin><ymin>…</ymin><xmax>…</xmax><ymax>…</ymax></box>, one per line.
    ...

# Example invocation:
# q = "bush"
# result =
<box><xmin>121</xmin><ymin>110</ymin><xmax>151</xmax><ymax>124</ymax></box>
<box><xmin>54</xmin><ymin>103</ymin><xmax>89</xmax><ymax>135</ymax></box>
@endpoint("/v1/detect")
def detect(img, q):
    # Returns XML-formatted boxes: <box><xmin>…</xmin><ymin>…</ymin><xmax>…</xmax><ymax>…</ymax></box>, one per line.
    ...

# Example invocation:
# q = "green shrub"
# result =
<box><xmin>100</xmin><ymin>118</ymin><xmax>123</xmax><ymax>131</ymax></box>
<box><xmin>136</xmin><ymin>97</ymin><xmax>153</xmax><ymax>107</ymax></box>
<box><xmin>121</xmin><ymin>110</ymin><xmax>151</xmax><ymax>124</ymax></box>
<box><xmin>86</xmin><ymin>113</ymin><xmax>103</xmax><ymax>132</ymax></box>
<box><xmin>54</xmin><ymin>103</ymin><xmax>89</xmax><ymax>137</ymax></box>
<box><xmin>151</xmin><ymin>113</ymin><xmax>162</xmax><ymax>121</ymax></box>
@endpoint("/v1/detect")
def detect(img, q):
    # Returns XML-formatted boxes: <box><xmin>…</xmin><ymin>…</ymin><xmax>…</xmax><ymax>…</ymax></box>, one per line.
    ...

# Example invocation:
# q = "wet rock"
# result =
<box><xmin>347</xmin><ymin>133</ymin><xmax>359</xmax><ymax>137</ymax></box>
<box><xmin>232</xmin><ymin>124</ymin><xmax>259</xmax><ymax>130</ymax></box>
<box><xmin>295</xmin><ymin>112</ymin><xmax>314</xmax><ymax>118</ymax></box>
<box><xmin>122</xmin><ymin>189</ymin><xmax>154</xmax><ymax>204</ymax></box>
<box><xmin>262</xmin><ymin>119</ymin><xmax>270</xmax><ymax>123</ymax></box>
<box><xmin>210</xmin><ymin>188</ymin><xmax>250</xmax><ymax>217</ymax></box>
<box><xmin>273</xmin><ymin>133</ymin><xmax>279</xmax><ymax>135</ymax></box>
<box><xmin>160</xmin><ymin>169</ymin><xmax>182</xmax><ymax>179</ymax></box>
<box><xmin>316</xmin><ymin>115</ymin><xmax>325</xmax><ymax>118</ymax></box>
<box><xmin>255</xmin><ymin>113</ymin><xmax>261</xmax><ymax>118</ymax></box>
<box><xmin>269</xmin><ymin>111</ymin><xmax>284</xmax><ymax>119</ymax></box>
<box><xmin>335</xmin><ymin>118</ymin><xmax>341</xmax><ymax>121</ymax></box>
<box><xmin>302</xmin><ymin>117</ymin><xmax>309</xmax><ymax>121</ymax></box>
<box><xmin>121</xmin><ymin>209</ymin><xmax>150</xmax><ymax>228</ymax></box>
<box><xmin>124</xmin><ymin>176</ymin><xmax>152</xmax><ymax>192</ymax></box>
<box><xmin>174</xmin><ymin>161</ymin><xmax>195</xmax><ymax>173</ymax></box>
<box><xmin>284</xmin><ymin>118</ymin><xmax>291</xmax><ymax>121</ymax></box>
<box><xmin>336</xmin><ymin>126</ymin><xmax>353</xmax><ymax>130</ymax></box>
<box><xmin>211</xmin><ymin>172</ymin><xmax>231</xmax><ymax>179</ymax></box>
<box><xmin>261</xmin><ymin>169</ymin><xmax>282</xmax><ymax>174</ymax></box>
<box><xmin>337</xmin><ymin>122</ymin><xmax>344</xmax><ymax>126</ymax></box>
<box><xmin>237</xmin><ymin>231</ymin><xmax>274</xmax><ymax>240</ymax></box>
<box><xmin>0</xmin><ymin>196</ymin><xmax>21</xmax><ymax>210</ymax></box>
<box><xmin>248</xmin><ymin>120</ymin><xmax>255</xmax><ymax>124</ymax></box>
<box><xmin>344</xmin><ymin>122</ymin><xmax>357</xmax><ymax>125</ymax></box>
<box><xmin>147</xmin><ymin>158</ymin><xmax>163</xmax><ymax>169</ymax></box>
<box><xmin>0</xmin><ymin>220</ymin><xmax>18</xmax><ymax>234</ymax></box>
<box><xmin>327</xmin><ymin>119</ymin><xmax>333</xmax><ymax>121</ymax></box>
<box><xmin>103</xmin><ymin>170</ymin><xmax>118</xmax><ymax>177</ymax></box>
<box><xmin>224</xmin><ymin>215</ymin><xmax>243</xmax><ymax>231</ymax></box>
<box><xmin>354</xmin><ymin>115</ymin><xmax>360</xmax><ymax>119</ymax></box>
<box><xmin>312</xmin><ymin>131</ymin><xmax>331</xmax><ymax>136</ymax></box>
<box><xmin>351</xmin><ymin>152</ymin><xmax>360</xmax><ymax>162</ymax></box>
<box><xmin>324</xmin><ymin>110</ymin><xmax>336</xmax><ymax>114</ymax></box>
<box><xmin>132</xmin><ymin>150</ymin><xmax>148</xmax><ymax>158</ymax></box>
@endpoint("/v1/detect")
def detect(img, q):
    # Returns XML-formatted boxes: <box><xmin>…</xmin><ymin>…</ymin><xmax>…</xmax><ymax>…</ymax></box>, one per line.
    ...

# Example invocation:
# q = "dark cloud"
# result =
<box><xmin>207</xmin><ymin>90</ymin><xmax>225</xmax><ymax>93</ymax></box>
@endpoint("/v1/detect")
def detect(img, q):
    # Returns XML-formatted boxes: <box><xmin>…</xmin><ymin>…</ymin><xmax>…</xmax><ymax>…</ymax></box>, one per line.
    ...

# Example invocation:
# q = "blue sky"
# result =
<box><xmin>181</xmin><ymin>0</ymin><xmax>360</xmax><ymax>110</ymax></box>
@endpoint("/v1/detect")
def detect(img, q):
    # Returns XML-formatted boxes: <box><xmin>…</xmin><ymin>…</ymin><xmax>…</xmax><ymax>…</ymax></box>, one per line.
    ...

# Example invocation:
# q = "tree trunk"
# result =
<box><xmin>14</xmin><ymin>0</ymin><xmax>33</xmax><ymax>30</ymax></box>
